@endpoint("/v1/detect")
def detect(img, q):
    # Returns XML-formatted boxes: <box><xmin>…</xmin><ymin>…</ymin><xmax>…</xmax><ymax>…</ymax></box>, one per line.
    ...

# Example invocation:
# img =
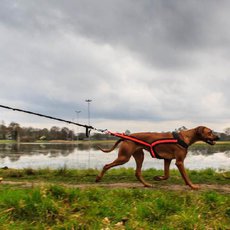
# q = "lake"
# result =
<box><xmin>0</xmin><ymin>143</ymin><xmax>229</xmax><ymax>171</ymax></box>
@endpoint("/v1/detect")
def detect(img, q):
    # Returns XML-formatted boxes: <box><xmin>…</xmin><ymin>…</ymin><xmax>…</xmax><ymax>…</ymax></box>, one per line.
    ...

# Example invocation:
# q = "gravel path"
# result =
<box><xmin>2</xmin><ymin>180</ymin><xmax>230</xmax><ymax>194</ymax></box>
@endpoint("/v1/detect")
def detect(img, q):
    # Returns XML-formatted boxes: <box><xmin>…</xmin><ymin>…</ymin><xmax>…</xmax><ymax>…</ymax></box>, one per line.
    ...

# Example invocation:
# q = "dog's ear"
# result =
<box><xmin>196</xmin><ymin>126</ymin><xmax>206</xmax><ymax>138</ymax></box>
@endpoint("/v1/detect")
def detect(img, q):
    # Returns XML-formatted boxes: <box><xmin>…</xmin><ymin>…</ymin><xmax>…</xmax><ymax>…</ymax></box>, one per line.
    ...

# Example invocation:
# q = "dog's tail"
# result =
<box><xmin>97</xmin><ymin>139</ymin><xmax>123</xmax><ymax>153</ymax></box>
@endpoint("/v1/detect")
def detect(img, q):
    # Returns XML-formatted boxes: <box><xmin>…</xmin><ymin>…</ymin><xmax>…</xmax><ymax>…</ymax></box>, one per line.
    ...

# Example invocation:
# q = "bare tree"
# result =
<box><xmin>224</xmin><ymin>127</ymin><xmax>230</xmax><ymax>136</ymax></box>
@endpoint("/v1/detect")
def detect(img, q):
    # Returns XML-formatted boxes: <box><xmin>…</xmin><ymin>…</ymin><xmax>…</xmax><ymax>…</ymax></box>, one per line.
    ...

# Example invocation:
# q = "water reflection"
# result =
<box><xmin>0</xmin><ymin>143</ymin><xmax>229</xmax><ymax>171</ymax></box>
<box><xmin>189</xmin><ymin>144</ymin><xmax>230</xmax><ymax>155</ymax></box>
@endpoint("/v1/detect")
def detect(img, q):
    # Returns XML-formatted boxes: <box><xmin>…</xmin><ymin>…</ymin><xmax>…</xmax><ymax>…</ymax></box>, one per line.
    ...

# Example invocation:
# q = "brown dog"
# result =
<box><xmin>96</xmin><ymin>126</ymin><xmax>219</xmax><ymax>190</ymax></box>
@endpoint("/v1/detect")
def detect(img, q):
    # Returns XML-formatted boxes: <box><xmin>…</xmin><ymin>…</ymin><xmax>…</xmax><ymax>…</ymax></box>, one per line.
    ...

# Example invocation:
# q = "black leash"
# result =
<box><xmin>0</xmin><ymin>104</ymin><xmax>97</xmax><ymax>137</ymax></box>
<box><xmin>0</xmin><ymin>104</ymin><xmax>189</xmax><ymax>157</ymax></box>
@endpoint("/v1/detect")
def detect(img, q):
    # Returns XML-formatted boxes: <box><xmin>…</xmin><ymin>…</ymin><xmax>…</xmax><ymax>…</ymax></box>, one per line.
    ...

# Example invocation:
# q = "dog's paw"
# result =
<box><xmin>95</xmin><ymin>176</ymin><xmax>101</xmax><ymax>183</ymax></box>
<box><xmin>190</xmin><ymin>184</ymin><xmax>200</xmax><ymax>190</ymax></box>
<box><xmin>153</xmin><ymin>176</ymin><xmax>168</xmax><ymax>181</ymax></box>
<box><xmin>144</xmin><ymin>183</ymin><xmax>152</xmax><ymax>188</ymax></box>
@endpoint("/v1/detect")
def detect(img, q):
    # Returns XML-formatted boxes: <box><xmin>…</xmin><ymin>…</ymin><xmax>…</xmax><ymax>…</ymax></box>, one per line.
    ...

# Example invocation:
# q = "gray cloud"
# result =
<box><xmin>50</xmin><ymin>0</ymin><xmax>230</xmax><ymax>69</ymax></box>
<box><xmin>2</xmin><ymin>0</ymin><xmax>230</xmax><ymax>68</ymax></box>
<box><xmin>0</xmin><ymin>0</ymin><xmax>229</xmax><ymax>131</ymax></box>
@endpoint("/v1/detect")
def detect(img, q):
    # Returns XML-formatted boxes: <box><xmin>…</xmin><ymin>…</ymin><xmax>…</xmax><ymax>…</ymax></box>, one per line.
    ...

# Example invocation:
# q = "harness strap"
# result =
<box><xmin>172</xmin><ymin>132</ymin><xmax>189</xmax><ymax>149</ymax></box>
<box><xmin>108</xmin><ymin>131</ymin><xmax>188</xmax><ymax>158</ymax></box>
<box><xmin>107</xmin><ymin>131</ymin><xmax>152</xmax><ymax>152</ymax></box>
<box><xmin>150</xmin><ymin>139</ymin><xmax>178</xmax><ymax>158</ymax></box>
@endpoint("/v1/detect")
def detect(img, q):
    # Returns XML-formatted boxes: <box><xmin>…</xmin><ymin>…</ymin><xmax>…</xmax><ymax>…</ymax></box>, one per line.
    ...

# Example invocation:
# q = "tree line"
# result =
<box><xmin>0</xmin><ymin>121</ymin><xmax>117</xmax><ymax>142</ymax></box>
<box><xmin>0</xmin><ymin>122</ymin><xmax>230</xmax><ymax>142</ymax></box>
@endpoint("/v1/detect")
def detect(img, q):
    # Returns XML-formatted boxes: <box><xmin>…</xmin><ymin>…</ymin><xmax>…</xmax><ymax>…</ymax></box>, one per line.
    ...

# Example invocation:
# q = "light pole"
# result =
<box><xmin>75</xmin><ymin>110</ymin><xmax>81</xmax><ymax>141</ymax></box>
<box><xmin>85</xmin><ymin>99</ymin><xmax>92</xmax><ymax>168</ymax></box>
<box><xmin>85</xmin><ymin>99</ymin><xmax>92</xmax><ymax>127</ymax></box>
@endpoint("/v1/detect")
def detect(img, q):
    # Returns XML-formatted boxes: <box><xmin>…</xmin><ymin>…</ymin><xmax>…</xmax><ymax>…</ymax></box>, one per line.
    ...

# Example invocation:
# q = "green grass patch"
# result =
<box><xmin>0</xmin><ymin>167</ymin><xmax>229</xmax><ymax>185</ymax></box>
<box><xmin>0</xmin><ymin>140</ymin><xmax>17</xmax><ymax>144</ymax></box>
<box><xmin>0</xmin><ymin>184</ymin><xmax>229</xmax><ymax>229</ymax></box>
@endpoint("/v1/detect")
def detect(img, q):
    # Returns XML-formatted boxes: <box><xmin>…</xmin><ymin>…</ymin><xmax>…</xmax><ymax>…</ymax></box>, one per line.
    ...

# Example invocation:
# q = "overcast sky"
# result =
<box><xmin>0</xmin><ymin>0</ymin><xmax>229</xmax><ymax>133</ymax></box>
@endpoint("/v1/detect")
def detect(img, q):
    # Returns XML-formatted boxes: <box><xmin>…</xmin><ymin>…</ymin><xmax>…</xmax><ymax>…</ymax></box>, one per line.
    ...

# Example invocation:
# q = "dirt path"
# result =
<box><xmin>2</xmin><ymin>180</ymin><xmax>230</xmax><ymax>194</ymax></box>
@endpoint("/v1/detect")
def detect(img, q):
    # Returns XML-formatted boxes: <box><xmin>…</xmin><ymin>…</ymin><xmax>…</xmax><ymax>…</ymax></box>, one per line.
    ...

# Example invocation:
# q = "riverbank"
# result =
<box><xmin>0</xmin><ymin>168</ymin><xmax>229</xmax><ymax>229</ymax></box>
<box><xmin>1</xmin><ymin>139</ymin><xmax>230</xmax><ymax>145</ymax></box>
<box><xmin>0</xmin><ymin>139</ymin><xmax>117</xmax><ymax>145</ymax></box>
<box><xmin>0</xmin><ymin>167</ymin><xmax>229</xmax><ymax>186</ymax></box>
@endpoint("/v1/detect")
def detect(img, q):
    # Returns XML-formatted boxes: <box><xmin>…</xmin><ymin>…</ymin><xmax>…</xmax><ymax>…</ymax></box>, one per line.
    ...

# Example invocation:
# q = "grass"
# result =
<box><xmin>0</xmin><ymin>184</ymin><xmax>229</xmax><ymax>229</ymax></box>
<box><xmin>0</xmin><ymin>140</ymin><xmax>17</xmax><ymax>144</ymax></box>
<box><xmin>0</xmin><ymin>168</ymin><xmax>229</xmax><ymax>229</ymax></box>
<box><xmin>0</xmin><ymin>167</ymin><xmax>229</xmax><ymax>185</ymax></box>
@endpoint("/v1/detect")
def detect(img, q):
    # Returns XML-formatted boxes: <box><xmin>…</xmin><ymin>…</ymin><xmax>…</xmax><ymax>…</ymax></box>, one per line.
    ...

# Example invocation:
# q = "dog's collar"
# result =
<box><xmin>172</xmin><ymin>132</ymin><xmax>189</xmax><ymax>149</ymax></box>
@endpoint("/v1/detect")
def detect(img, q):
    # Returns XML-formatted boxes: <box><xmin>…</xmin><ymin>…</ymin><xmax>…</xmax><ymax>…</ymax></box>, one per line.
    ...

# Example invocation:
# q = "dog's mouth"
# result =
<box><xmin>205</xmin><ymin>139</ymin><xmax>216</xmax><ymax>145</ymax></box>
<box><xmin>205</xmin><ymin>136</ymin><xmax>220</xmax><ymax>145</ymax></box>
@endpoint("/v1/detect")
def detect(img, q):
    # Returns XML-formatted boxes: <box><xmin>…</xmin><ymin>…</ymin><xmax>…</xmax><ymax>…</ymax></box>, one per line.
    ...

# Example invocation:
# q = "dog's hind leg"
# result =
<box><xmin>154</xmin><ymin>159</ymin><xmax>172</xmax><ymax>181</ymax></box>
<box><xmin>133</xmin><ymin>149</ymin><xmax>152</xmax><ymax>187</ymax></box>
<box><xmin>95</xmin><ymin>141</ymin><xmax>132</xmax><ymax>182</ymax></box>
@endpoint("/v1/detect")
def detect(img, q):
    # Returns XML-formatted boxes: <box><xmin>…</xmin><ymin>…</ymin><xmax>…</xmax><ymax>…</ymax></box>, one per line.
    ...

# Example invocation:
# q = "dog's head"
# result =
<box><xmin>196</xmin><ymin>126</ymin><xmax>219</xmax><ymax>145</ymax></box>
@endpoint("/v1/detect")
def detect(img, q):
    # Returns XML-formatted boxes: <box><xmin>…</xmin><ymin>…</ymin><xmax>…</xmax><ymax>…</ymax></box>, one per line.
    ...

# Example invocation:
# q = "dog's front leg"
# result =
<box><xmin>154</xmin><ymin>159</ymin><xmax>171</xmax><ymax>181</ymax></box>
<box><xmin>175</xmin><ymin>159</ymin><xmax>200</xmax><ymax>190</ymax></box>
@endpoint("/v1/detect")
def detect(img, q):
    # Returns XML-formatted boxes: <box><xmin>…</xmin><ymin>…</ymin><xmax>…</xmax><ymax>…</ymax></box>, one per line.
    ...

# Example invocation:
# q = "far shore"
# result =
<box><xmin>0</xmin><ymin>139</ymin><xmax>230</xmax><ymax>145</ymax></box>
<box><xmin>0</xmin><ymin>139</ymin><xmax>116</xmax><ymax>145</ymax></box>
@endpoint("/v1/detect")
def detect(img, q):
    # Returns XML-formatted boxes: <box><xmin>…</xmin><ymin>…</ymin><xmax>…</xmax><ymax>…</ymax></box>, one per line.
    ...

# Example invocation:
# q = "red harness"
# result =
<box><xmin>108</xmin><ymin>131</ymin><xmax>185</xmax><ymax>158</ymax></box>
